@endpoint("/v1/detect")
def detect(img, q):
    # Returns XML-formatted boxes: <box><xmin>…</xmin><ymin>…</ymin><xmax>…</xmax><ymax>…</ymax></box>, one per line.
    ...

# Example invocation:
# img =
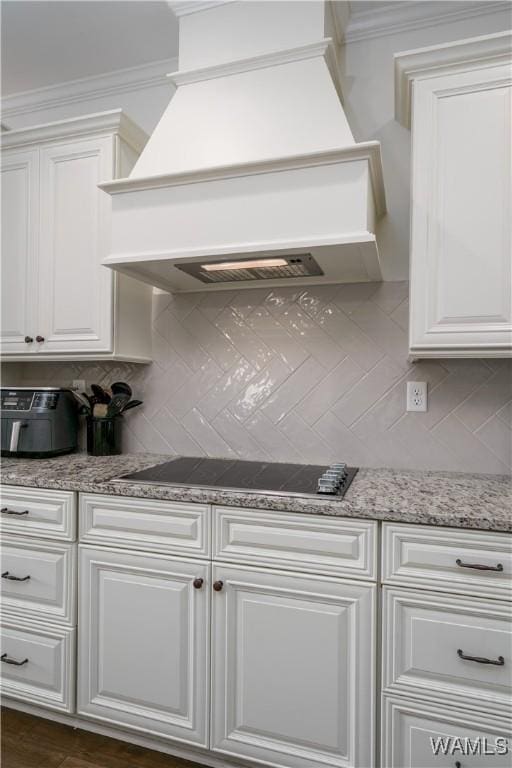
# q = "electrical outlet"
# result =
<box><xmin>72</xmin><ymin>379</ymin><xmax>86</xmax><ymax>393</ymax></box>
<box><xmin>407</xmin><ymin>381</ymin><xmax>428</xmax><ymax>412</ymax></box>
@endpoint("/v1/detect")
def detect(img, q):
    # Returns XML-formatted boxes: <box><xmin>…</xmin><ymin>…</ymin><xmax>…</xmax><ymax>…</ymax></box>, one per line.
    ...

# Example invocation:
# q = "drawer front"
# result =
<box><xmin>213</xmin><ymin>506</ymin><xmax>377</xmax><ymax>579</ymax></box>
<box><xmin>0</xmin><ymin>617</ymin><xmax>75</xmax><ymax>713</ymax></box>
<box><xmin>382</xmin><ymin>695</ymin><xmax>511</xmax><ymax>768</ymax></box>
<box><xmin>79</xmin><ymin>493</ymin><xmax>210</xmax><ymax>557</ymax></box>
<box><xmin>1</xmin><ymin>536</ymin><xmax>76</xmax><ymax>625</ymax></box>
<box><xmin>0</xmin><ymin>486</ymin><xmax>76</xmax><ymax>541</ymax></box>
<box><xmin>382</xmin><ymin>523</ymin><xmax>512</xmax><ymax>599</ymax></box>
<box><xmin>383</xmin><ymin>587</ymin><xmax>512</xmax><ymax>715</ymax></box>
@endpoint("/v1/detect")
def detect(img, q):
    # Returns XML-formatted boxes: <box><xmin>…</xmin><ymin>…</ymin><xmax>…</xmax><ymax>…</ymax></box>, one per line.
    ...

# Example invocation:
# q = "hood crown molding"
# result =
<box><xmin>100</xmin><ymin>141</ymin><xmax>386</xmax><ymax>218</ymax></box>
<box><xmin>167</xmin><ymin>38</ymin><xmax>344</xmax><ymax>101</ymax></box>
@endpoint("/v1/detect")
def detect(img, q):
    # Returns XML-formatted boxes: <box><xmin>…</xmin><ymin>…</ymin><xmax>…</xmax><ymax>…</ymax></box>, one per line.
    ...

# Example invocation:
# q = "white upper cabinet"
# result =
<box><xmin>395</xmin><ymin>32</ymin><xmax>512</xmax><ymax>358</ymax></box>
<box><xmin>1</xmin><ymin>148</ymin><xmax>39</xmax><ymax>352</ymax></box>
<box><xmin>0</xmin><ymin>111</ymin><xmax>153</xmax><ymax>361</ymax></box>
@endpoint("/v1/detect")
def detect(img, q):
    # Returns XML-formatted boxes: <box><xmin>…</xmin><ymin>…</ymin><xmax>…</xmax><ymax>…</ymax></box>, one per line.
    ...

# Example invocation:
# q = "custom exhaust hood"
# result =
<box><xmin>100</xmin><ymin>0</ymin><xmax>386</xmax><ymax>293</ymax></box>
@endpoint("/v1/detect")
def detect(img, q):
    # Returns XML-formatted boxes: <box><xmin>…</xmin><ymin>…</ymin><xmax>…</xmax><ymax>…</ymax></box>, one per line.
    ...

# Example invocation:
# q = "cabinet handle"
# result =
<box><xmin>35</xmin><ymin>335</ymin><xmax>45</xmax><ymax>343</ymax></box>
<box><xmin>193</xmin><ymin>578</ymin><xmax>204</xmax><ymax>589</ymax></box>
<box><xmin>24</xmin><ymin>336</ymin><xmax>33</xmax><ymax>344</ymax></box>
<box><xmin>2</xmin><ymin>571</ymin><xmax>30</xmax><ymax>582</ymax></box>
<box><xmin>1</xmin><ymin>653</ymin><xmax>28</xmax><ymax>666</ymax></box>
<box><xmin>456</xmin><ymin>558</ymin><xmax>503</xmax><ymax>572</ymax></box>
<box><xmin>1</xmin><ymin>508</ymin><xmax>29</xmax><ymax>516</ymax></box>
<box><xmin>213</xmin><ymin>580</ymin><xmax>224</xmax><ymax>592</ymax></box>
<box><xmin>457</xmin><ymin>648</ymin><xmax>504</xmax><ymax>666</ymax></box>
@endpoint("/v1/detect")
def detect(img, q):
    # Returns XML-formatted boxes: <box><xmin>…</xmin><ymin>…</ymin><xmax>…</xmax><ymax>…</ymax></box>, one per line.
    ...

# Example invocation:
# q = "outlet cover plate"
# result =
<box><xmin>407</xmin><ymin>381</ymin><xmax>428</xmax><ymax>412</ymax></box>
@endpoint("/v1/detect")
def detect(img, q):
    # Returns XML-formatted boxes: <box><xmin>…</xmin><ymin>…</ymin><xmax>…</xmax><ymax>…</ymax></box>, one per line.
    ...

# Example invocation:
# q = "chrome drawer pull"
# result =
<box><xmin>2</xmin><ymin>571</ymin><xmax>30</xmax><ymax>582</ymax></box>
<box><xmin>1</xmin><ymin>508</ymin><xmax>29</xmax><ymax>516</ymax></box>
<box><xmin>457</xmin><ymin>649</ymin><xmax>504</xmax><ymax>666</ymax></box>
<box><xmin>1</xmin><ymin>653</ymin><xmax>28</xmax><ymax>666</ymax></box>
<box><xmin>456</xmin><ymin>558</ymin><xmax>503</xmax><ymax>572</ymax></box>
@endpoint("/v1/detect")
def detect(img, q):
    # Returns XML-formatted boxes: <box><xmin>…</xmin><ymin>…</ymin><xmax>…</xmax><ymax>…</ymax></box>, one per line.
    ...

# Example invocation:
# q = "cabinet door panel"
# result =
<box><xmin>410</xmin><ymin>62</ymin><xmax>512</xmax><ymax>355</ymax></box>
<box><xmin>1</xmin><ymin>535</ymin><xmax>76</xmax><ymax>625</ymax></box>
<box><xmin>78</xmin><ymin>546</ymin><xmax>209</xmax><ymax>747</ymax></box>
<box><xmin>0</xmin><ymin>618</ymin><xmax>75</xmax><ymax>713</ymax></box>
<box><xmin>382</xmin><ymin>587</ymin><xmax>512</xmax><ymax>716</ymax></box>
<box><xmin>0</xmin><ymin>148</ymin><xmax>39</xmax><ymax>352</ymax></box>
<box><xmin>38</xmin><ymin>137</ymin><xmax>113</xmax><ymax>352</ymax></box>
<box><xmin>211</xmin><ymin>564</ymin><xmax>375</xmax><ymax>768</ymax></box>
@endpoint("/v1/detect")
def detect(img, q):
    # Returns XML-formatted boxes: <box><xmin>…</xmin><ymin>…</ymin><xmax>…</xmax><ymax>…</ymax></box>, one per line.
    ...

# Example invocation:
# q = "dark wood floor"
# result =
<box><xmin>1</xmin><ymin>707</ymin><xmax>209</xmax><ymax>768</ymax></box>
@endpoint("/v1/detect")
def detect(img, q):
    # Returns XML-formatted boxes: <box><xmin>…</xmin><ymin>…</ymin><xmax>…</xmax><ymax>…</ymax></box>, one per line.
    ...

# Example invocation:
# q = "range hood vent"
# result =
<box><xmin>100</xmin><ymin>1</ymin><xmax>386</xmax><ymax>293</ymax></box>
<box><xmin>176</xmin><ymin>253</ymin><xmax>323</xmax><ymax>283</ymax></box>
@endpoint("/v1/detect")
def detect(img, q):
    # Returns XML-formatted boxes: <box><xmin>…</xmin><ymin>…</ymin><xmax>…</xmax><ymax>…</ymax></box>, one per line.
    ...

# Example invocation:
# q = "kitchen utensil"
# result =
<box><xmin>107</xmin><ymin>393</ymin><xmax>130</xmax><ymax>416</ymax></box>
<box><xmin>111</xmin><ymin>382</ymin><xmax>132</xmax><ymax>397</ymax></box>
<box><xmin>93</xmin><ymin>403</ymin><xmax>108</xmax><ymax>418</ymax></box>
<box><xmin>120</xmin><ymin>399</ymin><xmax>143</xmax><ymax>413</ymax></box>
<box><xmin>91</xmin><ymin>384</ymin><xmax>110</xmax><ymax>403</ymax></box>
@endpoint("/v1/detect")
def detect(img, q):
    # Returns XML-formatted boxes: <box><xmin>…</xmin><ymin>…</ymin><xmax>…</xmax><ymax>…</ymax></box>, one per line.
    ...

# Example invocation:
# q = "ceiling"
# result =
<box><xmin>1</xmin><ymin>1</ymin><xmax>179</xmax><ymax>96</ymax></box>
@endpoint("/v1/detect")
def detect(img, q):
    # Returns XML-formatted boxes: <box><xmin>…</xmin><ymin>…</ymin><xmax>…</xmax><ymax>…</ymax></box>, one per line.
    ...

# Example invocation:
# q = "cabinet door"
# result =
<box><xmin>211</xmin><ymin>564</ymin><xmax>376</xmax><ymax>768</ymax></box>
<box><xmin>38</xmin><ymin>136</ymin><xmax>114</xmax><ymax>353</ymax></box>
<box><xmin>0</xmin><ymin>148</ymin><xmax>39</xmax><ymax>353</ymax></box>
<box><xmin>78</xmin><ymin>546</ymin><xmax>209</xmax><ymax>747</ymax></box>
<box><xmin>410</xmin><ymin>62</ymin><xmax>512</xmax><ymax>356</ymax></box>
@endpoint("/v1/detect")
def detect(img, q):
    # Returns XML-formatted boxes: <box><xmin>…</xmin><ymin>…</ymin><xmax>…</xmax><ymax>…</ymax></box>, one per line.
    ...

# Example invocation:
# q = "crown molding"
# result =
<box><xmin>0</xmin><ymin>57</ymin><xmax>178</xmax><ymax>121</ymax></box>
<box><xmin>1</xmin><ymin>109</ymin><xmax>148</xmax><ymax>153</ymax></box>
<box><xmin>344</xmin><ymin>1</ymin><xmax>511</xmax><ymax>44</ymax></box>
<box><xmin>168</xmin><ymin>1</ymin><xmax>235</xmax><ymax>18</ymax></box>
<box><xmin>395</xmin><ymin>29</ymin><xmax>512</xmax><ymax>127</ymax></box>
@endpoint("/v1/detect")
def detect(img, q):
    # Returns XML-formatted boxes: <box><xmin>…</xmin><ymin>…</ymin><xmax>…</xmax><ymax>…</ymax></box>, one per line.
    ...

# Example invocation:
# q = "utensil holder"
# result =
<box><xmin>86</xmin><ymin>416</ymin><xmax>122</xmax><ymax>456</ymax></box>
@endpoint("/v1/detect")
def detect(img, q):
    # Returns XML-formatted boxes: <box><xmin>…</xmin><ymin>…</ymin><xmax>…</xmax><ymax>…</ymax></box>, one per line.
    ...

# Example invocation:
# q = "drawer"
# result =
<box><xmin>79</xmin><ymin>493</ymin><xmax>210</xmax><ymax>557</ymax></box>
<box><xmin>0</xmin><ymin>486</ymin><xmax>76</xmax><ymax>541</ymax></box>
<box><xmin>382</xmin><ymin>523</ymin><xmax>512</xmax><ymax>599</ymax></box>
<box><xmin>1</xmin><ymin>536</ymin><xmax>76</xmax><ymax>625</ymax></box>
<box><xmin>0</xmin><ymin>616</ymin><xmax>75</xmax><ymax>713</ymax></box>
<box><xmin>213</xmin><ymin>506</ymin><xmax>377</xmax><ymax>579</ymax></box>
<box><xmin>382</xmin><ymin>695</ymin><xmax>511</xmax><ymax>768</ymax></box>
<box><xmin>382</xmin><ymin>586</ymin><xmax>512</xmax><ymax>716</ymax></box>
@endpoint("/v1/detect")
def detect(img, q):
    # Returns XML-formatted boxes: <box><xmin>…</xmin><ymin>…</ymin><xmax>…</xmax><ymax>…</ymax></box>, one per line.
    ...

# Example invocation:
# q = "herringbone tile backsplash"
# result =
<box><xmin>7</xmin><ymin>282</ymin><xmax>512</xmax><ymax>473</ymax></box>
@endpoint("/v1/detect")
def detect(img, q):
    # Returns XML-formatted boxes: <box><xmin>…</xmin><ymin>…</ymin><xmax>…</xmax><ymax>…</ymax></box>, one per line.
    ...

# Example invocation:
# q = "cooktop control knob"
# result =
<box><xmin>317</xmin><ymin>480</ymin><xmax>337</xmax><ymax>494</ymax></box>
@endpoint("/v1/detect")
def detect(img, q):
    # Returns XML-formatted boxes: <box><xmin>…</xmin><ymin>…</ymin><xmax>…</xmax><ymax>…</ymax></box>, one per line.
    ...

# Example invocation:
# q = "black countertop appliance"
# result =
<box><xmin>1</xmin><ymin>387</ymin><xmax>78</xmax><ymax>458</ymax></box>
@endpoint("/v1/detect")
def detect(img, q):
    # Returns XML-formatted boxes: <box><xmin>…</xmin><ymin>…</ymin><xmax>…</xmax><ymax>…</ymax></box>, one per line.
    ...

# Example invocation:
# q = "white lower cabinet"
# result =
<box><xmin>382</xmin><ymin>587</ymin><xmax>512</xmax><ymax>716</ymax></box>
<box><xmin>382</xmin><ymin>524</ymin><xmax>512</xmax><ymax>768</ymax></box>
<box><xmin>211</xmin><ymin>563</ymin><xmax>376</xmax><ymax>768</ymax></box>
<box><xmin>1</xmin><ymin>535</ymin><xmax>76</xmax><ymax>625</ymax></box>
<box><xmin>77</xmin><ymin>546</ymin><xmax>210</xmax><ymax>747</ymax></box>
<box><xmin>0</xmin><ymin>616</ymin><xmax>75</xmax><ymax>713</ymax></box>
<box><xmin>382</xmin><ymin>696</ymin><xmax>511</xmax><ymax>768</ymax></box>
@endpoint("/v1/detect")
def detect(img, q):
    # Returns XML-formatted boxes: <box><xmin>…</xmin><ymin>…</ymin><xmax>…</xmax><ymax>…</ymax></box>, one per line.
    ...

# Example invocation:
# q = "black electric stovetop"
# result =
<box><xmin>114</xmin><ymin>457</ymin><xmax>358</xmax><ymax>499</ymax></box>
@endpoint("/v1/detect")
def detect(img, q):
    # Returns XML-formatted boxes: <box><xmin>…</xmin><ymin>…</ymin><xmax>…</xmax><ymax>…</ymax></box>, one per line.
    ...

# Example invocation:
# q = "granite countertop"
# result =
<box><xmin>0</xmin><ymin>453</ymin><xmax>510</xmax><ymax>532</ymax></box>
